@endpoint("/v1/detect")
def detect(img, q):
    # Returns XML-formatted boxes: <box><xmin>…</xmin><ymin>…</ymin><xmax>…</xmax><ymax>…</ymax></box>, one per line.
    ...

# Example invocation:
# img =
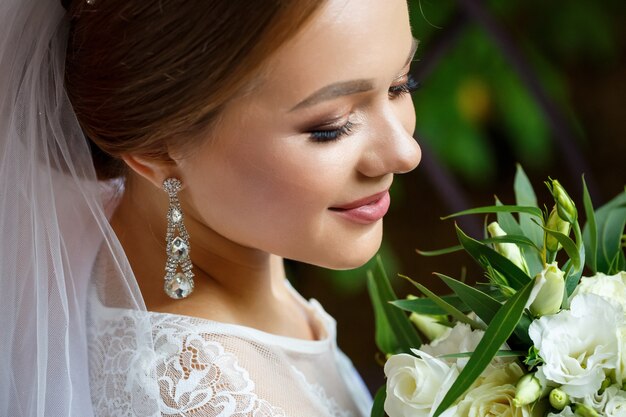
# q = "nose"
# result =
<box><xmin>356</xmin><ymin>107</ymin><xmax>421</xmax><ymax>178</ymax></box>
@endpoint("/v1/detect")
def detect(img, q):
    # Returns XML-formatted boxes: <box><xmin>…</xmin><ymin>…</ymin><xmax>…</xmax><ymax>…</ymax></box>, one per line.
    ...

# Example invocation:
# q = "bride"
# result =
<box><xmin>0</xmin><ymin>0</ymin><xmax>421</xmax><ymax>415</ymax></box>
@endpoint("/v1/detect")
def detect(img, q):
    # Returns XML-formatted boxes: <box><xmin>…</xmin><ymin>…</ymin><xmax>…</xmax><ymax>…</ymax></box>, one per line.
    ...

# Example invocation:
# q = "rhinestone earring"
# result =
<box><xmin>163</xmin><ymin>178</ymin><xmax>194</xmax><ymax>299</ymax></box>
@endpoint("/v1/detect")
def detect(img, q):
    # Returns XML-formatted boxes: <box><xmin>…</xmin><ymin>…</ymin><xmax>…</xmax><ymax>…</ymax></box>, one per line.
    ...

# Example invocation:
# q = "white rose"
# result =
<box><xmin>447</xmin><ymin>362</ymin><xmax>541</xmax><ymax>417</ymax></box>
<box><xmin>384</xmin><ymin>351</ymin><xmax>459</xmax><ymax>417</ymax></box>
<box><xmin>529</xmin><ymin>294</ymin><xmax>624</xmax><ymax>397</ymax></box>
<box><xmin>419</xmin><ymin>323</ymin><xmax>486</xmax><ymax>369</ymax></box>
<box><xmin>604</xmin><ymin>389</ymin><xmax>626</xmax><ymax>417</ymax></box>
<box><xmin>572</xmin><ymin>271</ymin><xmax>626</xmax><ymax>314</ymax></box>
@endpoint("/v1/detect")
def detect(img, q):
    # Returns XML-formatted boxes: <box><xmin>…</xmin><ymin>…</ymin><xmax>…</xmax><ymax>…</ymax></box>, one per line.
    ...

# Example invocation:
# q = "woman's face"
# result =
<box><xmin>176</xmin><ymin>0</ymin><xmax>421</xmax><ymax>269</ymax></box>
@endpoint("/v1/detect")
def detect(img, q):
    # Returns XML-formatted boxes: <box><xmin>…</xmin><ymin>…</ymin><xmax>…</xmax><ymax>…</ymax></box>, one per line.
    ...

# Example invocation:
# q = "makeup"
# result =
<box><xmin>329</xmin><ymin>190</ymin><xmax>390</xmax><ymax>224</ymax></box>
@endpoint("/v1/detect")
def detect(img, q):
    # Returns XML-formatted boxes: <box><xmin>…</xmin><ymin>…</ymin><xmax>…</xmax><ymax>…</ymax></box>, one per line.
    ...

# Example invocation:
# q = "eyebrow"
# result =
<box><xmin>290</xmin><ymin>37</ymin><xmax>419</xmax><ymax>112</ymax></box>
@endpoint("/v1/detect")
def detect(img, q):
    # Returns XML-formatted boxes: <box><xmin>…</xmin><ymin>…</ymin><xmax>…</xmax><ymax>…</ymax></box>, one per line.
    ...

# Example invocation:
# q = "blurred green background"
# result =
<box><xmin>288</xmin><ymin>0</ymin><xmax>626</xmax><ymax>393</ymax></box>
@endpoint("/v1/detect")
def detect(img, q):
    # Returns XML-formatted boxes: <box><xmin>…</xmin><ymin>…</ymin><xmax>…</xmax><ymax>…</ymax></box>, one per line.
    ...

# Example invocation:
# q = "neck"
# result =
<box><xmin>110</xmin><ymin>174</ymin><xmax>288</xmax><ymax>321</ymax></box>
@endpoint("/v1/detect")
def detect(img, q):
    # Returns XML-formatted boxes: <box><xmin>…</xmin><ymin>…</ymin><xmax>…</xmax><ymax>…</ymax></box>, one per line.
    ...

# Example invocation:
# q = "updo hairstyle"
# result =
<box><xmin>64</xmin><ymin>0</ymin><xmax>324</xmax><ymax>179</ymax></box>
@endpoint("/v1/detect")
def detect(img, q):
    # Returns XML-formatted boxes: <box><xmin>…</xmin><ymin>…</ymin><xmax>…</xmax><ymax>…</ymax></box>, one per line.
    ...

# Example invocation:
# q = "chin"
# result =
<box><xmin>314</xmin><ymin>229</ymin><xmax>383</xmax><ymax>270</ymax></box>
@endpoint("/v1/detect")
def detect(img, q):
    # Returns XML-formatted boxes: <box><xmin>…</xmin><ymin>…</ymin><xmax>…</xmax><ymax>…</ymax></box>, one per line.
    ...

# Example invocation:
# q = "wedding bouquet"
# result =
<box><xmin>368</xmin><ymin>166</ymin><xmax>626</xmax><ymax>417</ymax></box>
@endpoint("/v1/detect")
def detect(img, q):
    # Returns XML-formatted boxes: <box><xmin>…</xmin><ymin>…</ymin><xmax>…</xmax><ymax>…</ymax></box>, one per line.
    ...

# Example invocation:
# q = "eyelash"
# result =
<box><xmin>309</xmin><ymin>121</ymin><xmax>355</xmax><ymax>142</ymax></box>
<box><xmin>307</xmin><ymin>74</ymin><xmax>421</xmax><ymax>143</ymax></box>
<box><xmin>388</xmin><ymin>73</ymin><xmax>421</xmax><ymax>99</ymax></box>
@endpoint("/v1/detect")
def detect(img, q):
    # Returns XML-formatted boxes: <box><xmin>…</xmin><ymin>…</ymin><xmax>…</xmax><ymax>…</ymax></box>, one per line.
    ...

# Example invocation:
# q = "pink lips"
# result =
<box><xmin>329</xmin><ymin>190</ymin><xmax>391</xmax><ymax>224</ymax></box>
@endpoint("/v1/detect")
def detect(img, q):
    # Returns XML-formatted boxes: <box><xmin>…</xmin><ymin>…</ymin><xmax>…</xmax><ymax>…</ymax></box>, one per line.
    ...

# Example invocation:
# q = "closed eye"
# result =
<box><xmin>388</xmin><ymin>73</ymin><xmax>421</xmax><ymax>99</ymax></box>
<box><xmin>308</xmin><ymin>121</ymin><xmax>355</xmax><ymax>143</ymax></box>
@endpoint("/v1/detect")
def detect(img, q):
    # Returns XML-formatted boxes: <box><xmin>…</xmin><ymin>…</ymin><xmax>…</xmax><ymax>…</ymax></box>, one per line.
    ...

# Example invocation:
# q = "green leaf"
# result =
<box><xmin>491</xmin><ymin>197</ymin><xmax>542</xmax><ymax>277</ymax></box>
<box><xmin>435</xmin><ymin>273</ymin><xmax>501</xmax><ymax>324</ymax></box>
<box><xmin>495</xmin><ymin>197</ymin><xmax>524</xmax><ymax>236</ymax></box>
<box><xmin>417</xmin><ymin>235</ymin><xmax>540</xmax><ymax>258</ymax></box>
<box><xmin>391</xmin><ymin>296</ymin><xmax>470</xmax><ymax>315</ymax></box>
<box><xmin>582</xmin><ymin>177</ymin><xmax>597</xmax><ymax>273</ymax></box>
<box><xmin>514</xmin><ymin>165</ymin><xmax>544</xmax><ymax>248</ymax></box>
<box><xmin>366</xmin><ymin>256</ymin><xmax>422</xmax><ymax>355</ymax></box>
<box><xmin>601</xmin><ymin>205</ymin><xmax>626</xmax><ymax>274</ymax></box>
<box><xmin>541</xmin><ymin>227</ymin><xmax>580</xmax><ymax>271</ymax></box>
<box><xmin>608</xmin><ymin>249</ymin><xmax>626</xmax><ymax>274</ymax></box>
<box><xmin>540</xmin><ymin>223</ymin><xmax>584</xmax><ymax>295</ymax></box>
<box><xmin>436</xmin><ymin>273</ymin><xmax>532</xmax><ymax>346</ymax></box>
<box><xmin>370</xmin><ymin>386</ymin><xmax>386</xmax><ymax>417</ymax></box>
<box><xmin>400</xmin><ymin>274</ymin><xmax>486</xmax><ymax>330</ymax></box>
<box><xmin>432</xmin><ymin>279</ymin><xmax>535</xmax><ymax>417</ymax></box>
<box><xmin>367</xmin><ymin>271</ymin><xmax>399</xmax><ymax>355</ymax></box>
<box><xmin>513</xmin><ymin>165</ymin><xmax>537</xmax><ymax>206</ymax></box>
<box><xmin>486</xmin><ymin>235</ymin><xmax>542</xmax><ymax>252</ymax></box>
<box><xmin>456</xmin><ymin>225</ymin><xmax>531</xmax><ymax>290</ymax></box>
<box><xmin>442</xmin><ymin>204</ymin><xmax>543</xmax><ymax>221</ymax></box>
<box><xmin>494</xmin><ymin>198</ymin><xmax>543</xmax><ymax>278</ymax></box>
<box><xmin>416</xmin><ymin>245</ymin><xmax>464</xmax><ymax>257</ymax></box>
<box><xmin>524</xmin><ymin>346</ymin><xmax>543</xmax><ymax>369</ymax></box>
<box><xmin>438</xmin><ymin>350</ymin><xmax>526</xmax><ymax>359</ymax></box>
<box><xmin>592</xmin><ymin>191</ymin><xmax>626</xmax><ymax>274</ymax></box>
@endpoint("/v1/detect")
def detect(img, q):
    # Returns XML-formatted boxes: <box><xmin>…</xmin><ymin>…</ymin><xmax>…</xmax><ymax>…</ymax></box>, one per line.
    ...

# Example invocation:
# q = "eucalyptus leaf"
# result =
<box><xmin>432</xmin><ymin>279</ymin><xmax>535</xmax><ymax>417</ymax></box>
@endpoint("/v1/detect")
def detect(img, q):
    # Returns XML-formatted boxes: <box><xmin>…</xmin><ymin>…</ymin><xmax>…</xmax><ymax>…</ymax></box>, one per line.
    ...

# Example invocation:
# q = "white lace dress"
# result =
<box><xmin>87</xmin><ymin>254</ymin><xmax>372</xmax><ymax>417</ymax></box>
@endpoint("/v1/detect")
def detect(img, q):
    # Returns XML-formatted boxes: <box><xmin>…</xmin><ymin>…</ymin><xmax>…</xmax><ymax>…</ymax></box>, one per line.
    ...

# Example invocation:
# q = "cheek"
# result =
<box><xmin>183</xmin><ymin>136</ymin><xmax>382</xmax><ymax>269</ymax></box>
<box><xmin>219</xmin><ymin>144</ymin><xmax>344</xmax><ymax>212</ymax></box>
<box><xmin>185</xmin><ymin>139</ymin><xmax>343</xmax><ymax>238</ymax></box>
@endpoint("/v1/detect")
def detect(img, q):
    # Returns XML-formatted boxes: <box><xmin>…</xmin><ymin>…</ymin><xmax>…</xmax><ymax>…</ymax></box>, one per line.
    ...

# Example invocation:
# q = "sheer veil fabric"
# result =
<box><xmin>1</xmin><ymin>2</ymin><xmax>374</xmax><ymax>417</ymax></box>
<box><xmin>0</xmin><ymin>0</ymin><xmax>150</xmax><ymax>415</ymax></box>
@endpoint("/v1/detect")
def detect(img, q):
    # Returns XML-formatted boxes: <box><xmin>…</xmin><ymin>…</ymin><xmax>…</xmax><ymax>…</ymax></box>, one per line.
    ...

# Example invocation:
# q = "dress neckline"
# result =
<box><xmin>91</xmin><ymin>240</ymin><xmax>336</xmax><ymax>354</ymax></box>
<box><xmin>143</xmin><ymin>281</ymin><xmax>336</xmax><ymax>354</ymax></box>
<box><xmin>147</xmin><ymin>311</ymin><xmax>331</xmax><ymax>355</ymax></box>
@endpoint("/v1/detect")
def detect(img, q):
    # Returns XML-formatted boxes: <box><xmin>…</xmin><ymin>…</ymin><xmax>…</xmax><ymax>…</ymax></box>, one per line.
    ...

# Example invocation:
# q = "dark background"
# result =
<box><xmin>288</xmin><ymin>0</ymin><xmax>626</xmax><ymax>393</ymax></box>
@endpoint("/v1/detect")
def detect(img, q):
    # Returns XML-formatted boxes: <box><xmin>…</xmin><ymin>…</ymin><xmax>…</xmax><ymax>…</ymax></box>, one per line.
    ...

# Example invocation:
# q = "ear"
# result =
<box><xmin>121</xmin><ymin>154</ymin><xmax>179</xmax><ymax>190</ymax></box>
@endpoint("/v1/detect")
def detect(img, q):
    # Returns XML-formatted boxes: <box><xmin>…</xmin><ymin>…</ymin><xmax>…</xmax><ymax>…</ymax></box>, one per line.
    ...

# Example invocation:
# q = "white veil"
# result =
<box><xmin>0</xmin><ymin>0</ymin><xmax>148</xmax><ymax>415</ymax></box>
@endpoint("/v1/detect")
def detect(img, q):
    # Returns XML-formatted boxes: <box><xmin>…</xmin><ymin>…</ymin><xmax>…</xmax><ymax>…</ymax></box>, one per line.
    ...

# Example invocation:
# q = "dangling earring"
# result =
<box><xmin>163</xmin><ymin>178</ymin><xmax>194</xmax><ymax>299</ymax></box>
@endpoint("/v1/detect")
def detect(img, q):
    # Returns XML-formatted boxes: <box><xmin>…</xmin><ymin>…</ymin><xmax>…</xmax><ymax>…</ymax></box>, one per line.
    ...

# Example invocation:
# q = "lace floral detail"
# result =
<box><xmin>154</xmin><ymin>317</ymin><xmax>279</xmax><ymax>416</ymax></box>
<box><xmin>89</xmin><ymin>314</ymin><xmax>161</xmax><ymax>417</ymax></box>
<box><xmin>90</xmin><ymin>311</ymin><xmax>288</xmax><ymax>417</ymax></box>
